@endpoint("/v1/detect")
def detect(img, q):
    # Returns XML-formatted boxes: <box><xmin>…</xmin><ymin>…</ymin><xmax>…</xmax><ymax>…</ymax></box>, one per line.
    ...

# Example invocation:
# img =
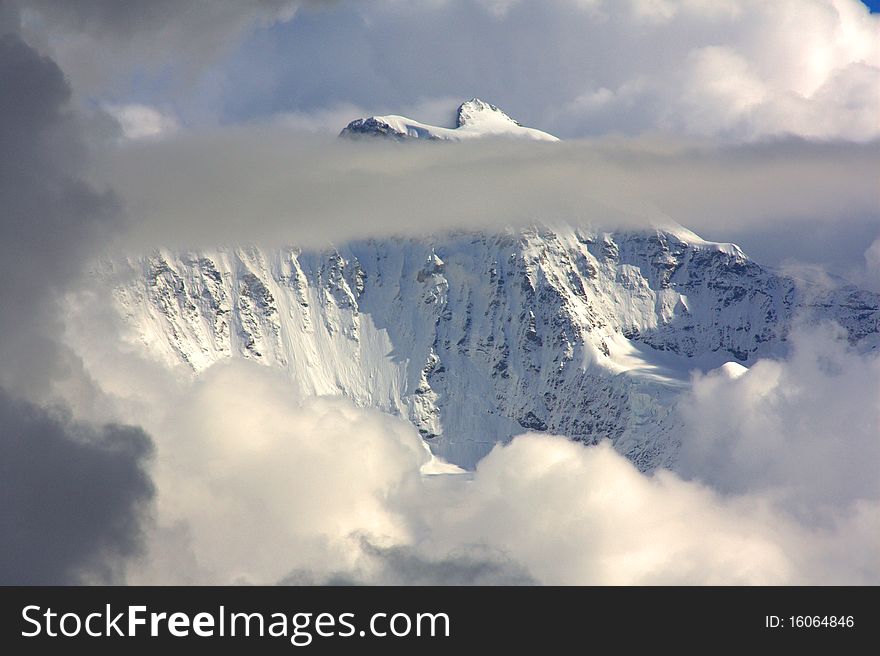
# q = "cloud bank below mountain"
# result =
<box><xmin>68</xmin><ymin>325</ymin><xmax>878</xmax><ymax>585</ymax></box>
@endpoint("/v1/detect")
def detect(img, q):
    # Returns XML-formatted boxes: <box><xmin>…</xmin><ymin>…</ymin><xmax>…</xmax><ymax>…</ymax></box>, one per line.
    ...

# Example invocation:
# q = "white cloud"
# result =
<box><xmin>59</xmin><ymin>325</ymin><xmax>879</xmax><ymax>585</ymax></box>
<box><xmin>476</xmin><ymin>0</ymin><xmax>521</xmax><ymax>19</ymax></box>
<box><xmin>126</xmin><ymin>361</ymin><xmax>427</xmax><ymax>584</ymax></box>
<box><xmin>544</xmin><ymin>0</ymin><xmax>880</xmax><ymax>140</ymax></box>
<box><xmin>677</xmin><ymin>324</ymin><xmax>880</xmax><ymax>512</ymax></box>
<box><xmin>87</xmin><ymin>130</ymin><xmax>879</xmax><ymax>281</ymax></box>
<box><xmin>18</xmin><ymin>0</ymin><xmax>880</xmax><ymax>140</ymax></box>
<box><xmin>629</xmin><ymin>0</ymin><xmax>678</xmax><ymax>23</ymax></box>
<box><xmin>411</xmin><ymin>436</ymin><xmax>800</xmax><ymax>585</ymax></box>
<box><xmin>675</xmin><ymin>46</ymin><xmax>767</xmax><ymax>134</ymax></box>
<box><xmin>104</xmin><ymin>103</ymin><xmax>179</xmax><ymax>140</ymax></box>
<box><xmin>122</xmin><ymin>362</ymin><xmax>796</xmax><ymax>585</ymax></box>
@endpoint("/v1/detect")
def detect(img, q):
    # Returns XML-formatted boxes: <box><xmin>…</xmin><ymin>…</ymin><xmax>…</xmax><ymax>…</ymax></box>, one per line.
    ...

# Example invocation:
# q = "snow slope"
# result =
<box><xmin>91</xmin><ymin>224</ymin><xmax>880</xmax><ymax>471</ymax></box>
<box><xmin>340</xmin><ymin>99</ymin><xmax>559</xmax><ymax>142</ymax></box>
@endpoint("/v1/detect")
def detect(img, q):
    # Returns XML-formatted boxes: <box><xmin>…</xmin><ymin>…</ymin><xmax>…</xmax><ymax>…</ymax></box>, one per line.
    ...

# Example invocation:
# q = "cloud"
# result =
<box><xmin>677</xmin><ymin>323</ymin><xmax>880</xmax><ymax>513</ymax></box>
<box><xmin>126</xmin><ymin>361</ymin><xmax>428</xmax><ymax>584</ymax></box>
<box><xmin>104</xmin><ymin>103</ymin><xmax>179</xmax><ymax>140</ymax></box>
<box><xmin>0</xmin><ymin>26</ymin><xmax>121</xmax><ymax>393</ymax></box>
<box><xmin>54</xmin><ymin>268</ymin><xmax>880</xmax><ymax>586</ymax></box>
<box><xmin>0</xmin><ymin>389</ymin><xmax>154</xmax><ymax>584</ymax></box>
<box><xmin>20</xmin><ymin>0</ymin><xmax>302</xmax><ymax>37</ymax></box>
<box><xmin>14</xmin><ymin>1</ymin><xmax>880</xmax><ymax>276</ymax></box>
<box><xmin>88</xmin><ymin>128</ymin><xmax>880</xmax><ymax>279</ymax></box>
<box><xmin>409</xmin><ymin>436</ymin><xmax>803</xmax><ymax>585</ymax></box>
<box><xmin>13</xmin><ymin>1</ymin><xmax>879</xmax><ymax>140</ymax></box>
<box><xmin>0</xmin><ymin>7</ymin><xmax>156</xmax><ymax>583</ymax></box>
<box><xmin>549</xmin><ymin>0</ymin><xmax>880</xmax><ymax>140</ymax></box>
<box><xmin>280</xmin><ymin>540</ymin><xmax>537</xmax><ymax>585</ymax></box>
<box><xmin>44</xmin><ymin>0</ymin><xmax>874</xmax><ymax>140</ymax></box>
<box><xmin>24</xmin><ymin>0</ymin><xmax>875</xmax><ymax>277</ymax></box>
<box><xmin>669</xmin><ymin>323</ymin><xmax>880</xmax><ymax>583</ymax></box>
<box><xmin>71</xmin><ymin>347</ymin><xmax>872</xmax><ymax>586</ymax></box>
<box><xmin>15</xmin><ymin>0</ymin><xmax>310</xmax><ymax>102</ymax></box>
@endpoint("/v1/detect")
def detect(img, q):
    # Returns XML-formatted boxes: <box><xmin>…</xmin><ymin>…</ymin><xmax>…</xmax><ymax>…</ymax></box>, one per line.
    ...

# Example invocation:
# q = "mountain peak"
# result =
<box><xmin>341</xmin><ymin>99</ymin><xmax>558</xmax><ymax>142</ymax></box>
<box><xmin>456</xmin><ymin>98</ymin><xmax>519</xmax><ymax>128</ymax></box>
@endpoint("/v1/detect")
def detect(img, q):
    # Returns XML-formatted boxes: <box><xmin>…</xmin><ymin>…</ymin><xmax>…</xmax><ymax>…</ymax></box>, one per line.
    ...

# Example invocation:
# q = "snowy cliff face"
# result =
<box><xmin>96</xmin><ymin>225</ymin><xmax>880</xmax><ymax>470</ymax></box>
<box><xmin>340</xmin><ymin>98</ymin><xmax>559</xmax><ymax>142</ymax></box>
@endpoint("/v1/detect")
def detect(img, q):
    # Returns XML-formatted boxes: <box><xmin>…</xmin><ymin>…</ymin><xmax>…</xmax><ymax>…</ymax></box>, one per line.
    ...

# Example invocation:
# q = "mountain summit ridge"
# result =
<box><xmin>340</xmin><ymin>98</ymin><xmax>559</xmax><ymax>142</ymax></box>
<box><xmin>455</xmin><ymin>98</ymin><xmax>520</xmax><ymax>128</ymax></box>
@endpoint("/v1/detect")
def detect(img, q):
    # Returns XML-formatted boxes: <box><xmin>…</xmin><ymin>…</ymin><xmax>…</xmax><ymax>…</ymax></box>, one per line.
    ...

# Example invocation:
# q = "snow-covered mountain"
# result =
<box><xmin>341</xmin><ymin>98</ymin><xmax>559</xmax><ymax>142</ymax></box>
<box><xmin>95</xmin><ymin>224</ymin><xmax>880</xmax><ymax>471</ymax></box>
<box><xmin>85</xmin><ymin>101</ymin><xmax>880</xmax><ymax>471</ymax></box>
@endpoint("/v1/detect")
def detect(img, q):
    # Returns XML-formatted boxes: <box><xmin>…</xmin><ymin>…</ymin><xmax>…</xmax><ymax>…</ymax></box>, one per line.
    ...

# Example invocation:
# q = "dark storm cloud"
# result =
<box><xmin>21</xmin><ymin>0</ymin><xmax>332</xmax><ymax>34</ymax></box>
<box><xmin>15</xmin><ymin>0</ymin><xmax>334</xmax><ymax>104</ymax></box>
<box><xmin>18</xmin><ymin>0</ymin><xmax>308</xmax><ymax>52</ymax></box>
<box><xmin>0</xmin><ymin>25</ymin><xmax>117</xmax><ymax>392</ymax></box>
<box><xmin>345</xmin><ymin>540</ymin><xmax>537</xmax><ymax>585</ymax></box>
<box><xmin>0</xmin><ymin>5</ymin><xmax>155</xmax><ymax>583</ymax></box>
<box><xmin>0</xmin><ymin>390</ymin><xmax>154</xmax><ymax>584</ymax></box>
<box><xmin>279</xmin><ymin>539</ymin><xmax>536</xmax><ymax>585</ymax></box>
